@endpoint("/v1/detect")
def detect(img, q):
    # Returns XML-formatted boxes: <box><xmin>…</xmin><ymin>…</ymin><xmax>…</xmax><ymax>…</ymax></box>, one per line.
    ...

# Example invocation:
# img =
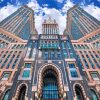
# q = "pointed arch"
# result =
<box><xmin>73</xmin><ymin>83</ymin><xmax>86</xmax><ymax>100</ymax></box>
<box><xmin>14</xmin><ymin>83</ymin><xmax>28</xmax><ymax>100</ymax></box>
<box><xmin>90</xmin><ymin>89</ymin><xmax>99</xmax><ymax>100</ymax></box>
<box><xmin>3</xmin><ymin>89</ymin><xmax>10</xmax><ymax>100</ymax></box>
<box><xmin>18</xmin><ymin>85</ymin><xmax>26</xmax><ymax>100</ymax></box>
<box><xmin>37</xmin><ymin>63</ymin><xmax>64</xmax><ymax>98</ymax></box>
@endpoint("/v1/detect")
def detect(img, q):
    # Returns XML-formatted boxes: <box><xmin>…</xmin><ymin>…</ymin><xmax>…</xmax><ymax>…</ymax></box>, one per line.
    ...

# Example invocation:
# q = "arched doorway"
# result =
<box><xmin>75</xmin><ymin>85</ymin><xmax>85</xmax><ymax>100</ymax></box>
<box><xmin>18</xmin><ymin>85</ymin><xmax>26</xmax><ymax>100</ymax></box>
<box><xmin>38</xmin><ymin>64</ymin><xmax>64</xmax><ymax>99</ymax></box>
<box><xmin>90</xmin><ymin>89</ymin><xmax>98</xmax><ymax>100</ymax></box>
<box><xmin>3</xmin><ymin>89</ymin><xmax>10</xmax><ymax>100</ymax></box>
<box><xmin>42</xmin><ymin>69</ymin><xmax>59</xmax><ymax>99</ymax></box>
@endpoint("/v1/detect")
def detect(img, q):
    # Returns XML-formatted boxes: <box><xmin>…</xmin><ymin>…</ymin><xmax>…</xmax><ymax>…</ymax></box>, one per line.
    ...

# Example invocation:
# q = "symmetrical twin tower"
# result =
<box><xmin>0</xmin><ymin>5</ymin><xmax>100</xmax><ymax>100</ymax></box>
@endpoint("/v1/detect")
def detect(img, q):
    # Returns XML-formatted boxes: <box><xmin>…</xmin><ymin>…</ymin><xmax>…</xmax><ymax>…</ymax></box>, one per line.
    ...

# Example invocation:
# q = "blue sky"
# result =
<box><xmin>0</xmin><ymin>0</ymin><xmax>100</xmax><ymax>8</ymax></box>
<box><xmin>0</xmin><ymin>0</ymin><xmax>100</xmax><ymax>34</ymax></box>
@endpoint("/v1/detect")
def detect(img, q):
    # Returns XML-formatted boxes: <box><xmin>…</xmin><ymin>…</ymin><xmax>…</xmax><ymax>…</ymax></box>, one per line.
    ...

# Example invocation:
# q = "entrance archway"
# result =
<box><xmin>75</xmin><ymin>85</ymin><xmax>85</xmax><ymax>100</ymax></box>
<box><xmin>18</xmin><ymin>84</ymin><xmax>26</xmax><ymax>100</ymax></box>
<box><xmin>42</xmin><ymin>69</ymin><xmax>59</xmax><ymax>99</ymax></box>
<box><xmin>90</xmin><ymin>89</ymin><xmax>98</xmax><ymax>100</ymax></box>
<box><xmin>14</xmin><ymin>83</ymin><xmax>28</xmax><ymax>100</ymax></box>
<box><xmin>3</xmin><ymin>89</ymin><xmax>10</xmax><ymax>100</ymax></box>
<box><xmin>38</xmin><ymin>63</ymin><xmax>64</xmax><ymax>99</ymax></box>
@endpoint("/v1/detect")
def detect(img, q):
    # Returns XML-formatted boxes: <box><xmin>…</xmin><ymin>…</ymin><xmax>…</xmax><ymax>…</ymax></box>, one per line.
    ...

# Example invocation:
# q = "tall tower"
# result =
<box><xmin>0</xmin><ymin>5</ymin><xmax>35</xmax><ymax>40</ymax></box>
<box><xmin>42</xmin><ymin>17</ymin><xmax>59</xmax><ymax>34</ymax></box>
<box><xmin>68</xmin><ymin>5</ymin><xmax>100</xmax><ymax>100</ymax></box>
<box><xmin>67</xmin><ymin>5</ymin><xmax>100</xmax><ymax>40</ymax></box>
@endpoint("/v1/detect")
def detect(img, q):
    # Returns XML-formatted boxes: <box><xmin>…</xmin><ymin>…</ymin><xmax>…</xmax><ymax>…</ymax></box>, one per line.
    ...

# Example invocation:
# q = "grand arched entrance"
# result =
<box><xmin>13</xmin><ymin>83</ymin><xmax>28</xmax><ymax>100</ymax></box>
<box><xmin>18</xmin><ymin>84</ymin><xmax>26</xmax><ymax>100</ymax></box>
<box><xmin>75</xmin><ymin>85</ymin><xmax>85</xmax><ymax>100</ymax></box>
<box><xmin>38</xmin><ymin>63</ymin><xmax>64</xmax><ymax>100</ymax></box>
<box><xmin>42</xmin><ymin>69</ymin><xmax>59</xmax><ymax>99</ymax></box>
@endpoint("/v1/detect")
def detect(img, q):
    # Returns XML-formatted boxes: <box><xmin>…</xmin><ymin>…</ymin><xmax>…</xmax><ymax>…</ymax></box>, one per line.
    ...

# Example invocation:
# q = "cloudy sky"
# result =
<box><xmin>0</xmin><ymin>0</ymin><xmax>100</xmax><ymax>34</ymax></box>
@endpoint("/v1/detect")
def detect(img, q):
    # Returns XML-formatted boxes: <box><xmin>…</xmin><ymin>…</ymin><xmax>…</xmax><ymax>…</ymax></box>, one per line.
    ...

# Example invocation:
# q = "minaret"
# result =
<box><xmin>42</xmin><ymin>17</ymin><xmax>59</xmax><ymax>34</ymax></box>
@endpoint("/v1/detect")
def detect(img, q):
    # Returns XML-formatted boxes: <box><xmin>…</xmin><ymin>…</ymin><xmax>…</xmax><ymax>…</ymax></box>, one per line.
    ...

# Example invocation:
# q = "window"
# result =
<box><xmin>12</xmin><ymin>63</ymin><xmax>16</xmax><ymax>69</ymax></box>
<box><xmin>69</xmin><ymin>63</ymin><xmax>78</xmax><ymax>78</ymax></box>
<box><xmin>14</xmin><ymin>59</ymin><xmax>18</xmax><ymax>64</ymax></box>
<box><xmin>64</xmin><ymin>53</ymin><xmax>68</xmax><ymax>58</ymax></box>
<box><xmin>1</xmin><ymin>72</ymin><xmax>11</xmax><ymax>80</ymax></box>
<box><xmin>28</xmin><ymin>42</ymin><xmax>33</xmax><ymax>48</ymax></box>
<box><xmin>82</xmin><ymin>55</ymin><xmax>89</xmax><ymax>68</ymax></box>
<box><xmin>70</xmin><ymin>70</ymin><xmax>78</xmax><ymax>78</ymax></box>
<box><xmin>44</xmin><ymin>51</ymin><xmax>48</xmax><ymax>59</ymax></box>
<box><xmin>74</xmin><ymin>45</ymin><xmax>77</xmax><ymax>49</ymax></box>
<box><xmin>63</xmin><ymin>49</ymin><xmax>68</xmax><ymax>58</ymax></box>
<box><xmin>17</xmin><ymin>55</ymin><xmax>20</xmax><ymax>58</ymax></box>
<box><xmin>66</xmin><ymin>41</ymin><xmax>71</xmax><ymax>49</ymax></box>
<box><xmin>62</xmin><ymin>42</ymin><xmax>65</xmax><ymax>49</ymax></box>
<box><xmin>7</xmin><ymin>58</ymin><xmax>13</xmax><ymax>68</ymax></box>
<box><xmin>57</xmin><ymin>52</ymin><xmax>61</xmax><ymax>58</ymax></box>
<box><xmin>2</xmin><ymin>54</ymin><xmax>6</xmax><ymax>58</ymax></box>
<box><xmin>70</xmin><ymin>52</ymin><xmax>74</xmax><ymax>58</ymax></box>
<box><xmin>50</xmin><ymin>52</ymin><xmax>54</xmax><ymax>59</ymax></box>
<box><xmin>25</xmin><ymin>63</ymin><xmax>31</xmax><ymax>68</ymax></box>
<box><xmin>69</xmin><ymin>63</ymin><xmax>75</xmax><ymax>68</ymax></box>
<box><xmin>91</xmin><ymin>72</ymin><xmax>99</xmax><ymax>81</ymax></box>
<box><xmin>12</xmin><ymin>54</ymin><xmax>15</xmax><ymax>58</ymax></box>
<box><xmin>86</xmin><ymin>53</ymin><xmax>94</xmax><ymax>68</ymax></box>
<box><xmin>22</xmin><ymin>70</ymin><xmax>30</xmax><ymax>78</ymax></box>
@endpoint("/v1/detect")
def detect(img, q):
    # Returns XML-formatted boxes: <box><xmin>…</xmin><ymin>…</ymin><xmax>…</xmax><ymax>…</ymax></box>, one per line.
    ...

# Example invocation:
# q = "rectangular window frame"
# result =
<box><xmin>68</xmin><ymin>62</ymin><xmax>79</xmax><ymax>78</ymax></box>
<box><xmin>90</xmin><ymin>72</ymin><xmax>99</xmax><ymax>81</ymax></box>
<box><xmin>22</xmin><ymin>69</ymin><xmax>30</xmax><ymax>78</ymax></box>
<box><xmin>1</xmin><ymin>72</ymin><xmax>11</xmax><ymax>81</ymax></box>
<box><xmin>24</xmin><ymin>63</ymin><xmax>32</xmax><ymax>68</ymax></box>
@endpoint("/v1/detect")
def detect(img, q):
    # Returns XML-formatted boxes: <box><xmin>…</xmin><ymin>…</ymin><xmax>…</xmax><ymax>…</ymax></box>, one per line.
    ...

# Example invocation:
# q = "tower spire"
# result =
<box><xmin>42</xmin><ymin>17</ymin><xmax>59</xmax><ymax>34</ymax></box>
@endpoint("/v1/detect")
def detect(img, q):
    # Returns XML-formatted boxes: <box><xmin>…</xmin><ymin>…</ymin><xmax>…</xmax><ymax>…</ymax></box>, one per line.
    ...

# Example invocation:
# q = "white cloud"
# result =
<box><xmin>42</xmin><ymin>8</ymin><xmax>66</xmax><ymax>34</ymax></box>
<box><xmin>42</xmin><ymin>4</ymin><xmax>48</xmax><ymax>7</ymax></box>
<box><xmin>62</xmin><ymin>0</ymin><xmax>74</xmax><ymax>13</ymax></box>
<box><xmin>27</xmin><ymin>1</ymin><xmax>44</xmax><ymax>34</ymax></box>
<box><xmin>56</xmin><ymin>0</ymin><xmax>64</xmax><ymax>3</ymax></box>
<box><xmin>27</xmin><ymin>1</ymin><xmax>40</xmax><ymax>9</ymax></box>
<box><xmin>83</xmin><ymin>4</ymin><xmax>100</xmax><ymax>20</ymax></box>
<box><xmin>0</xmin><ymin>4</ymin><xmax>18</xmax><ymax>21</ymax></box>
<box><xmin>27</xmin><ymin>1</ymin><xmax>66</xmax><ymax>34</ymax></box>
<box><xmin>35</xmin><ymin>15</ymin><xmax>44</xmax><ymax>34</ymax></box>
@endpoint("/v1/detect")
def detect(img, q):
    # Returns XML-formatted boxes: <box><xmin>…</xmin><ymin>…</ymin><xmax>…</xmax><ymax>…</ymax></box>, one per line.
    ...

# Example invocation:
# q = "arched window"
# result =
<box><xmin>75</xmin><ymin>85</ymin><xmax>84</xmax><ymax>100</ymax></box>
<box><xmin>3</xmin><ymin>89</ymin><xmax>10</xmax><ymax>100</ymax></box>
<box><xmin>90</xmin><ymin>89</ymin><xmax>98</xmax><ymax>100</ymax></box>
<box><xmin>18</xmin><ymin>85</ymin><xmax>26</xmax><ymax>100</ymax></box>
<box><xmin>42</xmin><ymin>69</ymin><xmax>59</xmax><ymax>99</ymax></box>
